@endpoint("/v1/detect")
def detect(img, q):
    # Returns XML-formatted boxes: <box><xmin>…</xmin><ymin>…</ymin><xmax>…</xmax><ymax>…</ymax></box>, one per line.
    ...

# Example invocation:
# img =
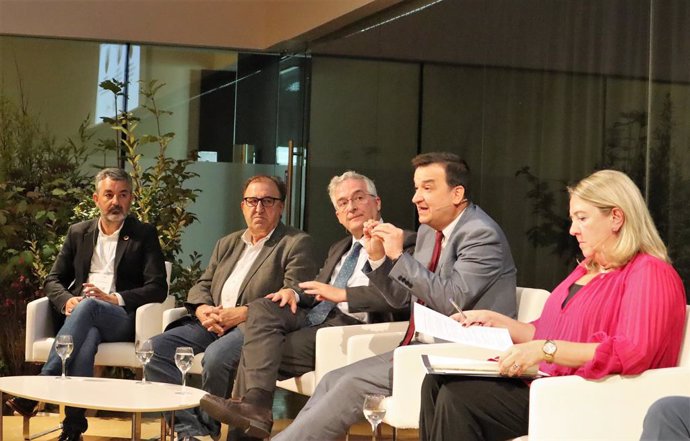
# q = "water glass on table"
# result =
<box><xmin>363</xmin><ymin>393</ymin><xmax>386</xmax><ymax>441</ymax></box>
<box><xmin>55</xmin><ymin>334</ymin><xmax>74</xmax><ymax>380</ymax></box>
<box><xmin>174</xmin><ymin>346</ymin><xmax>194</xmax><ymax>394</ymax></box>
<box><xmin>135</xmin><ymin>339</ymin><xmax>154</xmax><ymax>384</ymax></box>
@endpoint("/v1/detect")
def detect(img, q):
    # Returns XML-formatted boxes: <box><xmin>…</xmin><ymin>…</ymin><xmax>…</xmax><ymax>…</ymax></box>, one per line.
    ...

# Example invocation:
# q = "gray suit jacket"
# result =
<box><xmin>184</xmin><ymin>222</ymin><xmax>318</xmax><ymax>314</ymax></box>
<box><xmin>368</xmin><ymin>203</ymin><xmax>517</xmax><ymax>318</ymax></box>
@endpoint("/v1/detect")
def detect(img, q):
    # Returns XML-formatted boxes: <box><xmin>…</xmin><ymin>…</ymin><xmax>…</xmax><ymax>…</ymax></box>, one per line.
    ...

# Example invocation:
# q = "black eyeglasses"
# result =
<box><xmin>242</xmin><ymin>196</ymin><xmax>283</xmax><ymax>207</ymax></box>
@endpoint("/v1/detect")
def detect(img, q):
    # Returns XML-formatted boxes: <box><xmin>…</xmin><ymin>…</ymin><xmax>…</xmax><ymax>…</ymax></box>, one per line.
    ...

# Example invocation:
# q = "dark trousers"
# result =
<box><xmin>235</xmin><ymin>298</ymin><xmax>361</xmax><ymax>397</ymax></box>
<box><xmin>419</xmin><ymin>374</ymin><xmax>530</xmax><ymax>441</ymax></box>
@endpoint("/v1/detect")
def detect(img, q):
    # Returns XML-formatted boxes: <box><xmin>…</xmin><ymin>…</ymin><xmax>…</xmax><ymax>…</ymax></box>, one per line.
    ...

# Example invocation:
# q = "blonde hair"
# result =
<box><xmin>568</xmin><ymin>169</ymin><xmax>669</xmax><ymax>270</ymax></box>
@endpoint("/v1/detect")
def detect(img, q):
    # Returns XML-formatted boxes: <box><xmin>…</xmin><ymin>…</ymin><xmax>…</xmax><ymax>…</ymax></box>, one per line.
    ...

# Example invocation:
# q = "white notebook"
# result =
<box><xmin>422</xmin><ymin>355</ymin><xmax>547</xmax><ymax>378</ymax></box>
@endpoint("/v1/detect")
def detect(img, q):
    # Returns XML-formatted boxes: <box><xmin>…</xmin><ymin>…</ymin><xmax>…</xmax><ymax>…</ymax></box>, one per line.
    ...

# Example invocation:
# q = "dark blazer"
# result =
<box><xmin>184</xmin><ymin>222</ymin><xmax>318</xmax><ymax>313</ymax></box>
<box><xmin>318</xmin><ymin>231</ymin><xmax>417</xmax><ymax>323</ymax></box>
<box><xmin>44</xmin><ymin>216</ymin><xmax>168</xmax><ymax>316</ymax></box>
<box><xmin>368</xmin><ymin>203</ymin><xmax>518</xmax><ymax>318</ymax></box>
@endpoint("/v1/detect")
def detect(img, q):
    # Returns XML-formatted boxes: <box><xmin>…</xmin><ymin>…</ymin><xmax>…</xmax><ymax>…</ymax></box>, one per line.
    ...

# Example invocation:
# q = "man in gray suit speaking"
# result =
<box><xmin>267</xmin><ymin>152</ymin><xmax>517</xmax><ymax>440</ymax></box>
<box><xmin>146</xmin><ymin>174</ymin><xmax>317</xmax><ymax>440</ymax></box>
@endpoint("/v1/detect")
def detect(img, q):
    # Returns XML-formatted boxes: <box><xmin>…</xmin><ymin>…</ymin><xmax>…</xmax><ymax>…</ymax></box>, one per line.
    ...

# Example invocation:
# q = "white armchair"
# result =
<box><xmin>375</xmin><ymin>286</ymin><xmax>551</xmax><ymax>436</ymax></box>
<box><xmin>160</xmin><ymin>305</ymin><xmax>409</xmax><ymax>396</ymax></box>
<box><xmin>277</xmin><ymin>321</ymin><xmax>409</xmax><ymax>396</ymax></box>
<box><xmin>527</xmin><ymin>305</ymin><xmax>690</xmax><ymax>441</ymax></box>
<box><xmin>161</xmin><ymin>306</ymin><xmax>205</xmax><ymax>374</ymax></box>
<box><xmin>374</xmin><ymin>290</ymin><xmax>690</xmax><ymax>441</ymax></box>
<box><xmin>25</xmin><ymin>262</ymin><xmax>174</xmax><ymax>368</ymax></box>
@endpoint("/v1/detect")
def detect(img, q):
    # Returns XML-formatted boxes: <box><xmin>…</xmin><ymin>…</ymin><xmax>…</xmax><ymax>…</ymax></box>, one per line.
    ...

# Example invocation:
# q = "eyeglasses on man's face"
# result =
<box><xmin>335</xmin><ymin>191</ymin><xmax>375</xmax><ymax>211</ymax></box>
<box><xmin>242</xmin><ymin>196</ymin><xmax>283</xmax><ymax>208</ymax></box>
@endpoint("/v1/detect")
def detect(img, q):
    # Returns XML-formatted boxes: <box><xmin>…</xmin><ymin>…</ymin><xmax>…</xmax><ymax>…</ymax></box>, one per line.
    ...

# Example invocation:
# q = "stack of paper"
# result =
<box><xmin>413</xmin><ymin>303</ymin><xmax>548</xmax><ymax>378</ymax></box>
<box><xmin>422</xmin><ymin>355</ymin><xmax>546</xmax><ymax>378</ymax></box>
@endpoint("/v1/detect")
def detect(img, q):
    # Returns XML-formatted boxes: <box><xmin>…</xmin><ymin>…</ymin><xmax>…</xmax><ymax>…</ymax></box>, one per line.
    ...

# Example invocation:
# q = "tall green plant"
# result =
<box><xmin>0</xmin><ymin>95</ymin><xmax>93</xmax><ymax>375</ymax></box>
<box><xmin>95</xmin><ymin>79</ymin><xmax>203</xmax><ymax>303</ymax></box>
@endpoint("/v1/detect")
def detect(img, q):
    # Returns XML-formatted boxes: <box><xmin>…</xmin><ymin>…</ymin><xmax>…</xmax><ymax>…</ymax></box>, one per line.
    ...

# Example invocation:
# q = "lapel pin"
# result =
<box><xmin>123</xmin><ymin>235</ymin><xmax>130</xmax><ymax>241</ymax></box>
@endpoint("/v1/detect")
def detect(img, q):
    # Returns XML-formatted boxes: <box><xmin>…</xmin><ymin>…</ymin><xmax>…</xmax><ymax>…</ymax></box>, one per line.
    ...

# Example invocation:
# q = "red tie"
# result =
<box><xmin>400</xmin><ymin>230</ymin><xmax>444</xmax><ymax>346</ymax></box>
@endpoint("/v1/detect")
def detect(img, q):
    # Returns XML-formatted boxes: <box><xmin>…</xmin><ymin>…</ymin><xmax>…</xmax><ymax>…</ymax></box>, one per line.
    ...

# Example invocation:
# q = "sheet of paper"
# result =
<box><xmin>413</xmin><ymin>302</ymin><xmax>513</xmax><ymax>351</ymax></box>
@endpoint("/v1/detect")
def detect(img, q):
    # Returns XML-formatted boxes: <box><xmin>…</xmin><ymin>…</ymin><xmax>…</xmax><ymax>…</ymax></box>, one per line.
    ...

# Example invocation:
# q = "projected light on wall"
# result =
<box><xmin>95</xmin><ymin>44</ymin><xmax>140</xmax><ymax>124</ymax></box>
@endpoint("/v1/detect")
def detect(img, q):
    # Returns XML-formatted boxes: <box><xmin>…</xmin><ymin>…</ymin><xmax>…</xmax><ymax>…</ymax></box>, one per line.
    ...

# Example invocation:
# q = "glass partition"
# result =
<box><xmin>0</xmin><ymin>36</ymin><xmax>309</xmax><ymax>267</ymax></box>
<box><xmin>308</xmin><ymin>0</ymin><xmax>690</xmax><ymax>295</ymax></box>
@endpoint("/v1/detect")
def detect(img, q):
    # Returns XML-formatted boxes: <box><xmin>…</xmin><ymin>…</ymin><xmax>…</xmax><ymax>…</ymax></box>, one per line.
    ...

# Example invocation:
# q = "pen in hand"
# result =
<box><xmin>449</xmin><ymin>298</ymin><xmax>467</xmax><ymax>321</ymax></box>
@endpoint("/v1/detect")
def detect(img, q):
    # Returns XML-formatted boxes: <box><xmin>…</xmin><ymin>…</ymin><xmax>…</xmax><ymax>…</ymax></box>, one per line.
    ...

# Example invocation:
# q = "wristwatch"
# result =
<box><xmin>542</xmin><ymin>340</ymin><xmax>557</xmax><ymax>363</ymax></box>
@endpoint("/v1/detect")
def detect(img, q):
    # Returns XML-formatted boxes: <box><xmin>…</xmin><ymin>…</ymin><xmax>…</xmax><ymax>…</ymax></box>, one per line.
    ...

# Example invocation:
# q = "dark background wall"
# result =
<box><xmin>303</xmin><ymin>0</ymin><xmax>690</xmax><ymax>294</ymax></box>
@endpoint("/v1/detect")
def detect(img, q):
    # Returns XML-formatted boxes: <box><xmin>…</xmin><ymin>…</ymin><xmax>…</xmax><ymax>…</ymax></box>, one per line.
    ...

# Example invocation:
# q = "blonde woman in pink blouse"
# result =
<box><xmin>419</xmin><ymin>169</ymin><xmax>686</xmax><ymax>441</ymax></box>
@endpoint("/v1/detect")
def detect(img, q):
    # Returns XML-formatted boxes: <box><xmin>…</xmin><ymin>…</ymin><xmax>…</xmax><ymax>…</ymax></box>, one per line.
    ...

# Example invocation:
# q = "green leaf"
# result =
<box><xmin>100</xmin><ymin>79</ymin><xmax>123</xmax><ymax>94</ymax></box>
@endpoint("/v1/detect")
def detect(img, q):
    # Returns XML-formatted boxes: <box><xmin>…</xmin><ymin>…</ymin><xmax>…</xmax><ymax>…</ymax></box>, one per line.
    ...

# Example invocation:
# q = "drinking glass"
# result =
<box><xmin>135</xmin><ymin>339</ymin><xmax>154</xmax><ymax>384</ymax></box>
<box><xmin>174</xmin><ymin>346</ymin><xmax>194</xmax><ymax>394</ymax></box>
<box><xmin>55</xmin><ymin>334</ymin><xmax>74</xmax><ymax>380</ymax></box>
<box><xmin>363</xmin><ymin>393</ymin><xmax>386</xmax><ymax>441</ymax></box>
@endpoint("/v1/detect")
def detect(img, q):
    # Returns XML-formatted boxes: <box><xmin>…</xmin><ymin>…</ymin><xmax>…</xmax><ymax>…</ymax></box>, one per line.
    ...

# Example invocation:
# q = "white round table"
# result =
<box><xmin>0</xmin><ymin>375</ymin><xmax>206</xmax><ymax>440</ymax></box>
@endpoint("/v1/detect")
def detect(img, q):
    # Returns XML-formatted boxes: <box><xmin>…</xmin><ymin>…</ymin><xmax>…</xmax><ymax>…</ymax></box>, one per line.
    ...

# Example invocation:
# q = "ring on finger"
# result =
<box><xmin>512</xmin><ymin>363</ymin><xmax>520</xmax><ymax>370</ymax></box>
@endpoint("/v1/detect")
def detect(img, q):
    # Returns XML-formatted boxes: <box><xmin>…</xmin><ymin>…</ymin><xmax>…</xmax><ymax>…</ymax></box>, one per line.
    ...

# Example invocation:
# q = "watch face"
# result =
<box><xmin>544</xmin><ymin>341</ymin><xmax>557</xmax><ymax>355</ymax></box>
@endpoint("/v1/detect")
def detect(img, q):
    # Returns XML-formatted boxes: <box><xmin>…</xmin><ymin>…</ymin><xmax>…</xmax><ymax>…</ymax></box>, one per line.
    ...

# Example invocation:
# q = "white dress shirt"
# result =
<box><xmin>88</xmin><ymin>219</ymin><xmax>124</xmax><ymax>305</ymax></box>
<box><xmin>331</xmin><ymin>237</ymin><xmax>371</xmax><ymax>323</ymax></box>
<box><xmin>219</xmin><ymin>228</ymin><xmax>275</xmax><ymax>308</ymax></box>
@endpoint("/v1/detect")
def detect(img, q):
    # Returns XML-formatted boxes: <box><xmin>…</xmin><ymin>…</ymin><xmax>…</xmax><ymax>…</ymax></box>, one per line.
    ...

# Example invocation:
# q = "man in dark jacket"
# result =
<box><xmin>6</xmin><ymin>168</ymin><xmax>168</xmax><ymax>441</ymax></box>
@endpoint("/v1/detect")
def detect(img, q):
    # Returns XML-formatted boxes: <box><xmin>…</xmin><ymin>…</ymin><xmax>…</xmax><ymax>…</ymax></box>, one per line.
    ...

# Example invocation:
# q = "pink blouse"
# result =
<box><xmin>532</xmin><ymin>253</ymin><xmax>686</xmax><ymax>379</ymax></box>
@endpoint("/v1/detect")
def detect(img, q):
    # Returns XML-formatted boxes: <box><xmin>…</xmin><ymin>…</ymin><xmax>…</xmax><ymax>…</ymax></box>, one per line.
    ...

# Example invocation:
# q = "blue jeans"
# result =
<box><xmin>147</xmin><ymin>317</ymin><xmax>244</xmax><ymax>437</ymax></box>
<box><xmin>41</xmin><ymin>298</ymin><xmax>135</xmax><ymax>434</ymax></box>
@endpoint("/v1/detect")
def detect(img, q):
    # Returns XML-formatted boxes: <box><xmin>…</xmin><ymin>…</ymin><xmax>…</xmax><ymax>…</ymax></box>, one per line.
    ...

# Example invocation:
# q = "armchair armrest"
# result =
<box><xmin>384</xmin><ymin>342</ymin><xmax>497</xmax><ymax>429</ymax></box>
<box><xmin>346</xmin><ymin>331</ymin><xmax>405</xmax><ymax>364</ymax></box>
<box><xmin>162</xmin><ymin>306</ymin><xmax>188</xmax><ymax>332</ymax></box>
<box><xmin>25</xmin><ymin>297</ymin><xmax>54</xmax><ymax>362</ymax></box>
<box><xmin>135</xmin><ymin>295</ymin><xmax>175</xmax><ymax>342</ymax></box>
<box><xmin>528</xmin><ymin>367</ymin><xmax>690</xmax><ymax>441</ymax></box>
<box><xmin>313</xmin><ymin>321</ymin><xmax>408</xmax><ymax>383</ymax></box>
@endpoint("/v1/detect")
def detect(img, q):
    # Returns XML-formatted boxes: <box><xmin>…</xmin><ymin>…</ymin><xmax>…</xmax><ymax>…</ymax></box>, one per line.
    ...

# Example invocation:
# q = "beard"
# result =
<box><xmin>103</xmin><ymin>207</ymin><xmax>127</xmax><ymax>223</ymax></box>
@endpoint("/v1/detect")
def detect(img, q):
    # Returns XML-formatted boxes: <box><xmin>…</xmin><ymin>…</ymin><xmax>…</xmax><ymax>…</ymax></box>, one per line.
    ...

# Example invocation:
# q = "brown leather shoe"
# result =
<box><xmin>200</xmin><ymin>395</ymin><xmax>272</xmax><ymax>439</ymax></box>
<box><xmin>6</xmin><ymin>397</ymin><xmax>38</xmax><ymax>418</ymax></box>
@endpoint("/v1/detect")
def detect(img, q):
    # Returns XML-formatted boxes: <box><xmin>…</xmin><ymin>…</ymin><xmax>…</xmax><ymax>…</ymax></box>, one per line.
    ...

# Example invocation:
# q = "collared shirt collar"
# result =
<box><xmin>441</xmin><ymin>204</ymin><xmax>462</xmax><ymax>242</ymax></box>
<box><xmin>439</xmin><ymin>205</ymin><xmax>466</xmax><ymax>243</ymax></box>
<box><xmin>241</xmin><ymin>227</ymin><xmax>276</xmax><ymax>247</ymax></box>
<box><xmin>98</xmin><ymin>217</ymin><xmax>124</xmax><ymax>237</ymax></box>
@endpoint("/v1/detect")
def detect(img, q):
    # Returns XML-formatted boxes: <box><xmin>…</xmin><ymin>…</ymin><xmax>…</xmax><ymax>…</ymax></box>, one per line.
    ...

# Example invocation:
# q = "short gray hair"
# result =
<box><xmin>327</xmin><ymin>171</ymin><xmax>377</xmax><ymax>207</ymax></box>
<box><xmin>95</xmin><ymin>168</ymin><xmax>133</xmax><ymax>192</ymax></box>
